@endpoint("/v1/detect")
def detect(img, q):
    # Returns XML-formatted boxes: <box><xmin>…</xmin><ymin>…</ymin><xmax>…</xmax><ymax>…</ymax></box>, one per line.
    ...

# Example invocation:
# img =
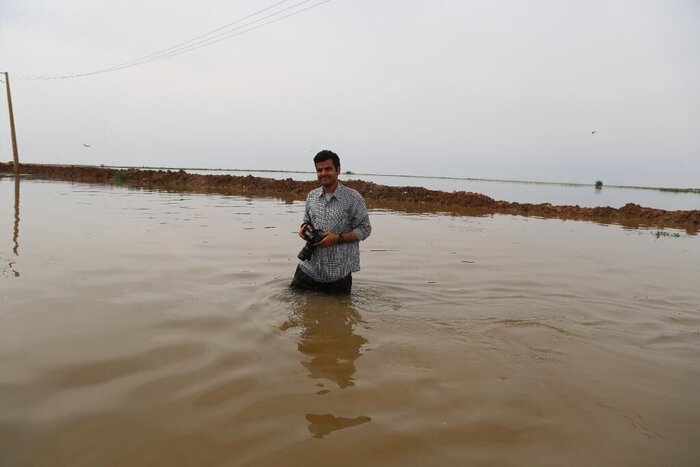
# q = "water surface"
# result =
<box><xmin>1</xmin><ymin>177</ymin><xmax>698</xmax><ymax>466</ymax></box>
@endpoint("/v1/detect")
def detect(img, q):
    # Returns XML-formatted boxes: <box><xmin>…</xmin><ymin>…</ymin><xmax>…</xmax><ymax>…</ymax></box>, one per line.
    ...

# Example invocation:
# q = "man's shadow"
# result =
<box><xmin>281</xmin><ymin>291</ymin><xmax>372</xmax><ymax>438</ymax></box>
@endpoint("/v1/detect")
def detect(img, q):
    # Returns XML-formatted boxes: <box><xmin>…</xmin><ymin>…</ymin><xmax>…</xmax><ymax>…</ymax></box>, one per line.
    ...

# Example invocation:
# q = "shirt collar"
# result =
<box><xmin>315</xmin><ymin>182</ymin><xmax>346</xmax><ymax>200</ymax></box>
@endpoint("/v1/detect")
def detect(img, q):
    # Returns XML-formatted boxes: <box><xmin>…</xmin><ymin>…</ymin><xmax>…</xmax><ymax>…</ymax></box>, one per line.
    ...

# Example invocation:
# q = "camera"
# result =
<box><xmin>298</xmin><ymin>228</ymin><xmax>326</xmax><ymax>261</ymax></box>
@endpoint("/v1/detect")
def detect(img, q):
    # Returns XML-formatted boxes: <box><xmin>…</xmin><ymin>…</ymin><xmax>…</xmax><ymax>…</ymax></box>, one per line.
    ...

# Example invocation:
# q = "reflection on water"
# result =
<box><xmin>290</xmin><ymin>293</ymin><xmax>367</xmax><ymax>390</ymax></box>
<box><xmin>305</xmin><ymin>413</ymin><xmax>372</xmax><ymax>439</ymax></box>
<box><xmin>2</xmin><ymin>174</ymin><xmax>20</xmax><ymax>277</ymax></box>
<box><xmin>13</xmin><ymin>174</ymin><xmax>19</xmax><ymax>256</ymax></box>
<box><xmin>281</xmin><ymin>291</ymin><xmax>372</xmax><ymax>437</ymax></box>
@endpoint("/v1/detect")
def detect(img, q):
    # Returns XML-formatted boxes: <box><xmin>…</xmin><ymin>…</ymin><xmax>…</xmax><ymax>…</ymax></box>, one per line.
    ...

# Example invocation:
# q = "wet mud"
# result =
<box><xmin>3</xmin><ymin>163</ymin><xmax>698</xmax><ymax>233</ymax></box>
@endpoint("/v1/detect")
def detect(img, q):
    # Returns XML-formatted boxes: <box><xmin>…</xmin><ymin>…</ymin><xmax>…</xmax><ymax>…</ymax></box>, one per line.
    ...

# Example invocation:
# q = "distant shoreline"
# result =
<box><xmin>2</xmin><ymin>162</ymin><xmax>698</xmax><ymax>234</ymax></box>
<box><xmin>13</xmin><ymin>162</ymin><xmax>700</xmax><ymax>194</ymax></box>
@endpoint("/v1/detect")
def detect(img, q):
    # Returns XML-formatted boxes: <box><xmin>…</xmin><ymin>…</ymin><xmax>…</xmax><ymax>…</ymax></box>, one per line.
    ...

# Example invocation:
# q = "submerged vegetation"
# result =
<box><xmin>654</xmin><ymin>230</ymin><xmax>682</xmax><ymax>238</ymax></box>
<box><xmin>658</xmin><ymin>187</ymin><xmax>700</xmax><ymax>194</ymax></box>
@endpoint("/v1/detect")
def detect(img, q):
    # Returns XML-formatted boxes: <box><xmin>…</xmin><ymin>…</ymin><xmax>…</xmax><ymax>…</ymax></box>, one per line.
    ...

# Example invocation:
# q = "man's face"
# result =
<box><xmin>315</xmin><ymin>159</ymin><xmax>340</xmax><ymax>189</ymax></box>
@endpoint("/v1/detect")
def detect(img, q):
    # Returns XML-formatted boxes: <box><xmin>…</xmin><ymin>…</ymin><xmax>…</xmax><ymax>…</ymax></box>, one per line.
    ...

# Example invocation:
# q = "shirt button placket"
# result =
<box><xmin>322</xmin><ymin>198</ymin><xmax>329</xmax><ymax>227</ymax></box>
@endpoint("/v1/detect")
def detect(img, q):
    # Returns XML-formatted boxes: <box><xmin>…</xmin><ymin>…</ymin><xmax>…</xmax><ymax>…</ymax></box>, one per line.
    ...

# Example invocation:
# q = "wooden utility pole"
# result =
<box><xmin>4</xmin><ymin>72</ymin><xmax>20</xmax><ymax>173</ymax></box>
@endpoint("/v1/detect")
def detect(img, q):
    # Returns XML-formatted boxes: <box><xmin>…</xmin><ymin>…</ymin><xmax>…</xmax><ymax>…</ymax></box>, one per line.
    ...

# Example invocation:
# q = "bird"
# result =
<box><xmin>591</xmin><ymin>131</ymin><xmax>597</xmax><ymax>135</ymax></box>
<box><xmin>82</xmin><ymin>144</ymin><xmax>91</xmax><ymax>147</ymax></box>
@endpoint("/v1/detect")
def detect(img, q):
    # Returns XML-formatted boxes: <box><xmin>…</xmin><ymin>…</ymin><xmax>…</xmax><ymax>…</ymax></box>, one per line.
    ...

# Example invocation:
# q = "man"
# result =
<box><xmin>291</xmin><ymin>150</ymin><xmax>372</xmax><ymax>294</ymax></box>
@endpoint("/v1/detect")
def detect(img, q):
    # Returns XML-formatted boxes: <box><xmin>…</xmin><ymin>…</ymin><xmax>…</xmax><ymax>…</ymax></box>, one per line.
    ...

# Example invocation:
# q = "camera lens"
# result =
<box><xmin>298</xmin><ymin>229</ymin><xmax>323</xmax><ymax>261</ymax></box>
<box><xmin>298</xmin><ymin>243</ymin><xmax>315</xmax><ymax>261</ymax></box>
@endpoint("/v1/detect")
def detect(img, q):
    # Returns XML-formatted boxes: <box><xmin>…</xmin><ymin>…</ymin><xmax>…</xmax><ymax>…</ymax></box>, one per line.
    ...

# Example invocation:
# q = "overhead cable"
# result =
<box><xmin>20</xmin><ymin>0</ymin><xmax>333</xmax><ymax>80</ymax></box>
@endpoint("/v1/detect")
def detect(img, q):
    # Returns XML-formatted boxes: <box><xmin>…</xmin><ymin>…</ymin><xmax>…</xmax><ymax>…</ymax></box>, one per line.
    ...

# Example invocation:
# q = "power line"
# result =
<box><xmin>86</xmin><ymin>0</ymin><xmax>294</xmax><ymax>74</ymax></box>
<box><xmin>97</xmin><ymin>0</ymin><xmax>326</xmax><ymax>75</ymax></box>
<box><xmin>19</xmin><ymin>0</ymin><xmax>334</xmax><ymax>81</ymax></box>
<box><xmin>20</xmin><ymin>0</ymin><xmax>330</xmax><ymax>80</ymax></box>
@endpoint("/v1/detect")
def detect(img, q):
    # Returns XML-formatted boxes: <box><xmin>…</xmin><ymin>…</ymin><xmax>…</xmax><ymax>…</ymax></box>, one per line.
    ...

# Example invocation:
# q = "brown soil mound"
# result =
<box><xmin>3</xmin><ymin>163</ymin><xmax>698</xmax><ymax>233</ymax></box>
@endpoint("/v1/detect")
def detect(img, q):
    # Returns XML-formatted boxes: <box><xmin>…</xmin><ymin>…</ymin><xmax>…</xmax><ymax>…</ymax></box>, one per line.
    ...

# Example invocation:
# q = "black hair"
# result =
<box><xmin>313</xmin><ymin>150</ymin><xmax>340</xmax><ymax>169</ymax></box>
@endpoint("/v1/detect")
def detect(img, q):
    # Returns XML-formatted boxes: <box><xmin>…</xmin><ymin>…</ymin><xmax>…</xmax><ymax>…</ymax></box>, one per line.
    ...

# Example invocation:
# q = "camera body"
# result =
<box><xmin>297</xmin><ymin>228</ymin><xmax>326</xmax><ymax>261</ymax></box>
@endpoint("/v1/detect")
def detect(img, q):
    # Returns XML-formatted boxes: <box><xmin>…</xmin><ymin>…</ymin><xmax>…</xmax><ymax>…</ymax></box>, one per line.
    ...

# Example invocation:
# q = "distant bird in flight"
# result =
<box><xmin>591</xmin><ymin>131</ymin><xmax>597</xmax><ymax>135</ymax></box>
<box><xmin>82</xmin><ymin>144</ymin><xmax>91</xmax><ymax>147</ymax></box>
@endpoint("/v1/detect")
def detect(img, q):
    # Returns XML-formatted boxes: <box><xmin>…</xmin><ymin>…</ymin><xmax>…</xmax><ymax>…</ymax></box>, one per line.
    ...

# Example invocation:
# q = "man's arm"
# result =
<box><xmin>350</xmin><ymin>195</ymin><xmax>371</xmax><ymax>241</ymax></box>
<box><xmin>314</xmin><ymin>195</ymin><xmax>371</xmax><ymax>247</ymax></box>
<box><xmin>314</xmin><ymin>230</ymin><xmax>358</xmax><ymax>247</ymax></box>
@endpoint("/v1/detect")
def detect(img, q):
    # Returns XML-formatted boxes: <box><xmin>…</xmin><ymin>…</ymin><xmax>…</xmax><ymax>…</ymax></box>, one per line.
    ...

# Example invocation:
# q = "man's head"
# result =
<box><xmin>313</xmin><ymin>150</ymin><xmax>341</xmax><ymax>192</ymax></box>
<box><xmin>313</xmin><ymin>150</ymin><xmax>340</xmax><ymax>170</ymax></box>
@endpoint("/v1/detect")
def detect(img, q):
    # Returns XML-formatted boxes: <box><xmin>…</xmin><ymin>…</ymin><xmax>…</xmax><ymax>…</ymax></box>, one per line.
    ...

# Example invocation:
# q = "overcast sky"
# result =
<box><xmin>1</xmin><ymin>0</ymin><xmax>698</xmax><ymax>186</ymax></box>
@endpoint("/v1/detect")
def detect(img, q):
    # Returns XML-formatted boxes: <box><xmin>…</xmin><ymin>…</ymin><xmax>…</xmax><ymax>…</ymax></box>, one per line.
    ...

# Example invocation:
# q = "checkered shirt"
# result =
<box><xmin>298</xmin><ymin>183</ymin><xmax>372</xmax><ymax>282</ymax></box>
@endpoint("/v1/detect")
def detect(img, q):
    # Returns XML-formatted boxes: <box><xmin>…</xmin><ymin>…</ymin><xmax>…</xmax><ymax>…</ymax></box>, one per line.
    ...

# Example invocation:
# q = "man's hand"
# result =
<box><xmin>298</xmin><ymin>223</ymin><xmax>313</xmax><ymax>239</ymax></box>
<box><xmin>314</xmin><ymin>232</ymin><xmax>340</xmax><ymax>248</ymax></box>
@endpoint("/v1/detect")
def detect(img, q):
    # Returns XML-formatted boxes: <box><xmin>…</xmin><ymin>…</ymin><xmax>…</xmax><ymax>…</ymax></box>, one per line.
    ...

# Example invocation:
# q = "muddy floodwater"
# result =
<box><xmin>1</xmin><ymin>177</ymin><xmax>699</xmax><ymax>466</ymax></box>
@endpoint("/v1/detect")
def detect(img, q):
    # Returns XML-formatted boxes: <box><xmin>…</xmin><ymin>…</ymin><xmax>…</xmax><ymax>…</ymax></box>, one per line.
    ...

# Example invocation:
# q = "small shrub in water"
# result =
<box><xmin>654</xmin><ymin>230</ymin><xmax>681</xmax><ymax>238</ymax></box>
<box><xmin>113</xmin><ymin>171</ymin><xmax>128</xmax><ymax>184</ymax></box>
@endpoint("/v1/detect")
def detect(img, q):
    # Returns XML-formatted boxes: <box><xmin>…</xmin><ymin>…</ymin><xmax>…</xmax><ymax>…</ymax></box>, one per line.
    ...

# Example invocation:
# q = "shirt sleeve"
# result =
<box><xmin>303</xmin><ymin>195</ymin><xmax>312</xmax><ymax>225</ymax></box>
<box><xmin>351</xmin><ymin>195</ymin><xmax>372</xmax><ymax>241</ymax></box>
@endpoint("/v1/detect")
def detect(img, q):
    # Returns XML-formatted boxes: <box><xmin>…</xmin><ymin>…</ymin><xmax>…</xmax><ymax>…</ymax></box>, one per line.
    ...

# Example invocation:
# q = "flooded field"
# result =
<box><xmin>1</xmin><ymin>176</ymin><xmax>699</xmax><ymax>466</ymax></box>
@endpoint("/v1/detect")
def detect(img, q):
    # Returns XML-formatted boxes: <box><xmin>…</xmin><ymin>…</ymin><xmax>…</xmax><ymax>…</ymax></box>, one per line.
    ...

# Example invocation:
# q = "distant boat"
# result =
<box><xmin>82</xmin><ymin>144</ymin><xmax>91</xmax><ymax>147</ymax></box>
<box><xmin>591</xmin><ymin>131</ymin><xmax>597</xmax><ymax>135</ymax></box>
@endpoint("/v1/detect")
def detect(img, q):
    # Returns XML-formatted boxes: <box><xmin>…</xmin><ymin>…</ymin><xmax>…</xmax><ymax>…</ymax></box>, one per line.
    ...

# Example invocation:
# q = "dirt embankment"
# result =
<box><xmin>3</xmin><ymin>163</ymin><xmax>698</xmax><ymax>233</ymax></box>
